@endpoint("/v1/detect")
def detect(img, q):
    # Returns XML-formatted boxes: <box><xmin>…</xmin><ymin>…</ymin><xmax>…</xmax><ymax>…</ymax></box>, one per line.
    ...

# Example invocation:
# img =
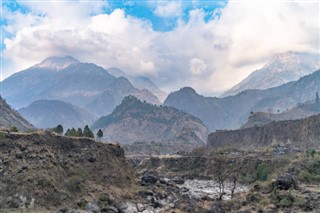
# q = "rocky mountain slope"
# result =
<box><xmin>0</xmin><ymin>97</ymin><xmax>34</xmax><ymax>131</ymax></box>
<box><xmin>86</xmin><ymin>77</ymin><xmax>160</xmax><ymax>117</ymax></box>
<box><xmin>1</xmin><ymin>57</ymin><xmax>160</xmax><ymax>115</ymax></box>
<box><xmin>19</xmin><ymin>99</ymin><xmax>96</xmax><ymax>129</ymax></box>
<box><xmin>164</xmin><ymin>70</ymin><xmax>320</xmax><ymax>131</ymax></box>
<box><xmin>92</xmin><ymin>96</ymin><xmax>209</xmax><ymax>145</ymax></box>
<box><xmin>222</xmin><ymin>52</ymin><xmax>320</xmax><ymax>97</ymax></box>
<box><xmin>207</xmin><ymin>113</ymin><xmax>320</xmax><ymax>150</ymax></box>
<box><xmin>242</xmin><ymin>100</ymin><xmax>320</xmax><ymax>128</ymax></box>
<box><xmin>0</xmin><ymin>131</ymin><xmax>135</xmax><ymax>210</ymax></box>
<box><xmin>107</xmin><ymin>67</ymin><xmax>167</xmax><ymax>102</ymax></box>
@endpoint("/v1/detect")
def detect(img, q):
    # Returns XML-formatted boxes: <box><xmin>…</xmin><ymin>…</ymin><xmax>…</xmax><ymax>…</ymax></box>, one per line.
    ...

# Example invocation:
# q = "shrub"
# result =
<box><xmin>10</xmin><ymin>126</ymin><xmax>18</xmax><ymax>132</ymax></box>
<box><xmin>279</xmin><ymin>197</ymin><xmax>293</xmax><ymax>208</ymax></box>
<box><xmin>256</xmin><ymin>163</ymin><xmax>268</xmax><ymax>181</ymax></box>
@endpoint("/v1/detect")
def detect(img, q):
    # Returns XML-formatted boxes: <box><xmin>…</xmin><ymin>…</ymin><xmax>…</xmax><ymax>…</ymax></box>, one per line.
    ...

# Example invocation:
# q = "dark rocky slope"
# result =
<box><xmin>207</xmin><ymin>113</ymin><xmax>320</xmax><ymax>150</ymax></box>
<box><xmin>0</xmin><ymin>131</ymin><xmax>135</xmax><ymax>210</ymax></box>
<box><xmin>0</xmin><ymin>97</ymin><xmax>34</xmax><ymax>131</ymax></box>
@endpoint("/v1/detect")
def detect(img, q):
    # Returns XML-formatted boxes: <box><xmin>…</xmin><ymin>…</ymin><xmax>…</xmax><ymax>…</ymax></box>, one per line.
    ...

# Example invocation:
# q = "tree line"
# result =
<box><xmin>53</xmin><ymin>124</ymin><xmax>103</xmax><ymax>140</ymax></box>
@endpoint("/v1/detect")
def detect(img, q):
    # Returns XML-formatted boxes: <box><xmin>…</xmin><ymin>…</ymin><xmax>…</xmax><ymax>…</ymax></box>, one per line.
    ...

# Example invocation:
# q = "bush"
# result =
<box><xmin>279</xmin><ymin>197</ymin><xmax>293</xmax><ymax>208</ymax></box>
<box><xmin>10</xmin><ymin>126</ymin><xmax>18</xmax><ymax>132</ymax></box>
<box><xmin>256</xmin><ymin>163</ymin><xmax>268</xmax><ymax>181</ymax></box>
<box><xmin>98</xmin><ymin>193</ymin><xmax>114</xmax><ymax>205</ymax></box>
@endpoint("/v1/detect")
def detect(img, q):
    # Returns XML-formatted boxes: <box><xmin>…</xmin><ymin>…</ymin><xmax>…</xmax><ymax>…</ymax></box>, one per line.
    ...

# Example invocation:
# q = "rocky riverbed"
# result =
<box><xmin>179</xmin><ymin>179</ymin><xmax>249</xmax><ymax>200</ymax></box>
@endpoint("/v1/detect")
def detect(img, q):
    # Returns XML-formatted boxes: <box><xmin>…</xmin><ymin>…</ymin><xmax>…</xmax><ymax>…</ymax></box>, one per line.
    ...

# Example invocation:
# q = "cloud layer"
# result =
<box><xmin>2</xmin><ymin>0</ymin><xmax>319</xmax><ymax>95</ymax></box>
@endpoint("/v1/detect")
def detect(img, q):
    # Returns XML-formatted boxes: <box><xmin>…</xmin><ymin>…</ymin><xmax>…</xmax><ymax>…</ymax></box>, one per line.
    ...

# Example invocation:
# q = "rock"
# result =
<box><xmin>137</xmin><ymin>203</ymin><xmax>145</xmax><ymax>212</ymax></box>
<box><xmin>117</xmin><ymin>202</ymin><xmax>138</xmax><ymax>213</ymax></box>
<box><xmin>272</xmin><ymin>173</ymin><xmax>298</xmax><ymax>190</ymax></box>
<box><xmin>57</xmin><ymin>208</ymin><xmax>68</xmax><ymax>213</ymax></box>
<box><xmin>86</xmin><ymin>202</ymin><xmax>100</xmax><ymax>213</ymax></box>
<box><xmin>172</xmin><ymin>177</ymin><xmax>185</xmax><ymax>184</ymax></box>
<box><xmin>141</xmin><ymin>174</ymin><xmax>157</xmax><ymax>185</ymax></box>
<box><xmin>103</xmin><ymin>206</ymin><xmax>119</xmax><ymax>213</ymax></box>
<box><xmin>88</xmin><ymin>156</ymin><xmax>96</xmax><ymax>163</ymax></box>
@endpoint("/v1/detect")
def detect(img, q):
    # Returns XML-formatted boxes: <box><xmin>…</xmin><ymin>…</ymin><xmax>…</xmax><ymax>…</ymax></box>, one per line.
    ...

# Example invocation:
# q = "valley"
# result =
<box><xmin>0</xmin><ymin>53</ymin><xmax>319</xmax><ymax>213</ymax></box>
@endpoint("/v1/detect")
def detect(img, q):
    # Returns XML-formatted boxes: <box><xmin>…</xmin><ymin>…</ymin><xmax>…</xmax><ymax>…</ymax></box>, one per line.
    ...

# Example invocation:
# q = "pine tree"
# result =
<box><xmin>65</xmin><ymin>129</ymin><xmax>71</xmax><ymax>136</ymax></box>
<box><xmin>70</xmin><ymin>128</ymin><xmax>77</xmax><ymax>136</ymax></box>
<box><xmin>316</xmin><ymin>92</ymin><xmax>319</xmax><ymax>103</ymax></box>
<box><xmin>83</xmin><ymin>125</ymin><xmax>94</xmax><ymax>138</ymax></box>
<box><xmin>53</xmin><ymin>124</ymin><xmax>63</xmax><ymax>135</ymax></box>
<box><xmin>97</xmin><ymin>129</ymin><xmax>103</xmax><ymax>140</ymax></box>
<box><xmin>77</xmin><ymin>128</ymin><xmax>83</xmax><ymax>137</ymax></box>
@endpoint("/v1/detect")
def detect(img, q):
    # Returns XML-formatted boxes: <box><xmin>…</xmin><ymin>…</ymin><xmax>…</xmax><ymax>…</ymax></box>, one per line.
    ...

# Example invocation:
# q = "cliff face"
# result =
<box><xmin>0</xmin><ymin>131</ymin><xmax>135</xmax><ymax>209</ymax></box>
<box><xmin>207</xmin><ymin>113</ymin><xmax>320</xmax><ymax>150</ymax></box>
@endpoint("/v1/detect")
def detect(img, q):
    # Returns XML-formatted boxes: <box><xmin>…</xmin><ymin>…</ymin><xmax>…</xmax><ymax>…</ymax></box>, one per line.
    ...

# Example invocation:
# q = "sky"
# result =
<box><xmin>1</xmin><ymin>0</ymin><xmax>319</xmax><ymax>95</ymax></box>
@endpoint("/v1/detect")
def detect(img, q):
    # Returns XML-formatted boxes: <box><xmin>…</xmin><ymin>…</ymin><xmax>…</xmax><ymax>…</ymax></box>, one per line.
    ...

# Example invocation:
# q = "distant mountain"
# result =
<box><xmin>1</xmin><ymin>57</ymin><xmax>160</xmax><ymax>115</ymax></box>
<box><xmin>242</xmin><ymin>100</ymin><xmax>320</xmax><ymax>128</ymax></box>
<box><xmin>164</xmin><ymin>70</ymin><xmax>320</xmax><ymax>131</ymax></box>
<box><xmin>0</xmin><ymin>56</ymin><xmax>79</xmax><ymax>106</ymax></box>
<box><xmin>86</xmin><ymin>77</ymin><xmax>160</xmax><ymax>117</ymax></box>
<box><xmin>92</xmin><ymin>96</ymin><xmax>209</xmax><ymax>145</ymax></box>
<box><xmin>107</xmin><ymin>67</ymin><xmax>167</xmax><ymax>102</ymax></box>
<box><xmin>19</xmin><ymin>100</ymin><xmax>96</xmax><ymax>130</ymax></box>
<box><xmin>207</xmin><ymin>113</ymin><xmax>320</xmax><ymax>150</ymax></box>
<box><xmin>222</xmin><ymin>52</ymin><xmax>320</xmax><ymax>97</ymax></box>
<box><xmin>0</xmin><ymin>97</ymin><xmax>34</xmax><ymax>131</ymax></box>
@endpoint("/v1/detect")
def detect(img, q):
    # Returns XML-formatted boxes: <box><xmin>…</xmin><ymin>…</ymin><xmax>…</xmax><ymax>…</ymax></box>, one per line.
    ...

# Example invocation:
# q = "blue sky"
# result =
<box><xmin>1</xmin><ymin>0</ymin><xmax>319</xmax><ymax>94</ymax></box>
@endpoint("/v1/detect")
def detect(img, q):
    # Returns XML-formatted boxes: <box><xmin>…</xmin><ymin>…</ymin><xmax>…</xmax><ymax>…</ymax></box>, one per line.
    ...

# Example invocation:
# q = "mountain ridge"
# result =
<box><xmin>165</xmin><ymin>70</ymin><xmax>320</xmax><ymax>131</ymax></box>
<box><xmin>222</xmin><ymin>52</ymin><xmax>320</xmax><ymax>97</ymax></box>
<box><xmin>92</xmin><ymin>95</ymin><xmax>209</xmax><ymax>145</ymax></box>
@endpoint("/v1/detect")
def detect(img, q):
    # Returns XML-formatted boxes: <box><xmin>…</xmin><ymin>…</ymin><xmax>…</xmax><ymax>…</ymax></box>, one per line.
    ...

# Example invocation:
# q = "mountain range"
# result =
<box><xmin>164</xmin><ymin>70</ymin><xmax>320</xmax><ymax>131</ymax></box>
<box><xmin>222</xmin><ymin>52</ymin><xmax>320</xmax><ymax>97</ymax></box>
<box><xmin>92</xmin><ymin>96</ymin><xmax>209</xmax><ymax>145</ymax></box>
<box><xmin>0</xmin><ymin>56</ymin><xmax>162</xmax><ymax>118</ymax></box>
<box><xmin>107</xmin><ymin>67</ymin><xmax>168</xmax><ymax>102</ymax></box>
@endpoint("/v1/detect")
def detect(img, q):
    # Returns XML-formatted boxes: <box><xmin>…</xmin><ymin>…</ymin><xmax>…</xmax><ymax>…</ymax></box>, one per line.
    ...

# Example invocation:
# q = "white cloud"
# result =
<box><xmin>2</xmin><ymin>0</ymin><xmax>319</xmax><ymax>95</ymax></box>
<box><xmin>153</xmin><ymin>1</ymin><xmax>182</xmax><ymax>18</ymax></box>
<box><xmin>189</xmin><ymin>58</ymin><xmax>207</xmax><ymax>75</ymax></box>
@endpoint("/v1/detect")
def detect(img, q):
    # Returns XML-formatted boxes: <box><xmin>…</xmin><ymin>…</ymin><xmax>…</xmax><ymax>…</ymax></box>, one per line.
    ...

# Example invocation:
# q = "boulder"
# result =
<box><xmin>141</xmin><ymin>174</ymin><xmax>157</xmax><ymax>185</ymax></box>
<box><xmin>172</xmin><ymin>177</ymin><xmax>185</xmax><ymax>185</ymax></box>
<box><xmin>86</xmin><ymin>202</ymin><xmax>100</xmax><ymax>213</ymax></box>
<box><xmin>272</xmin><ymin>173</ymin><xmax>298</xmax><ymax>190</ymax></box>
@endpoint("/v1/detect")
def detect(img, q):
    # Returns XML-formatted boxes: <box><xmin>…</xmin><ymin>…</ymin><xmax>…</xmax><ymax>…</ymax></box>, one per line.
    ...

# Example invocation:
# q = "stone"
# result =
<box><xmin>172</xmin><ymin>177</ymin><xmax>185</xmax><ymax>185</ymax></box>
<box><xmin>86</xmin><ymin>202</ymin><xmax>100</xmax><ymax>213</ymax></box>
<box><xmin>141</xmin><ymin>174</ymin><xmax>157</xmax><ymax>185</ymax></box>
<box><xmin>117</xmin><ymin>202</ymin><xmax>138</xmax><ymax>213</ymax></box>
<box><xmin>137</xmin><ymin>203</ymin><xmax>145</xmax><ymax>212</ymax></box>
<box><xmin>103</xmin><ymin>206</ymin><xmax>119</xmax><ymax>213</ymax></box>
<box><xmin>272</xmin><ymin>173</ymin><xmax>298</xmax><ymax>190</ymax></box>
<box><xmin>88</xmin><ymin>156</ymin><xmax>96</xmax><ymax>163</ymax></box>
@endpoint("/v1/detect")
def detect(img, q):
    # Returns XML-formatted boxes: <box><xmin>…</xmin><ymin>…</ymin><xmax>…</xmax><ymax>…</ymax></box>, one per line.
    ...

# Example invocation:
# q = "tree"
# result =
<box><xmin>10</xmin><ymin>126</ymin><xmax>19</xmax><ymax>132</ymax></box>
<box><xmin>83</xmin><ymin>125</ymin><xmax>94</xmax><ymax>138</ymax></box>
<box><xmin>53</xmin><ymin>124</ymin><xmax>63</xmax><ymax>135</ymax></box>
<box><xmin>316</xmin><ymin>92</ymin><xmax>319</xmax><ymax>103</ymax></box>
<box><xmin>65</xmin><ymin>129</ymin><xmax>71</xmax><ymax>136</ymax></box>
<box><xmin>76</xmin><ymin>128</ymin><xmax>83</xmax><ymax>137</ymax></box>
<box><xmin>97</xmin><ymin>129</ymin><xmax>103</xmax><ymax>140</ymax></box>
